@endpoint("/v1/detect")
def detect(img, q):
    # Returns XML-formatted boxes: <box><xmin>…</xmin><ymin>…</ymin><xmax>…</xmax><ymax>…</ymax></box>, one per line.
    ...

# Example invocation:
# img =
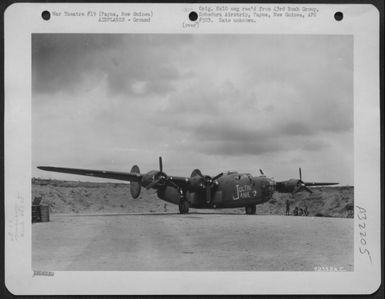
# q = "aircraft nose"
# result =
<box><xmin>267</xmin><ymin>179</ymin><xmax>276</xmax><ymax>195</ymax></box>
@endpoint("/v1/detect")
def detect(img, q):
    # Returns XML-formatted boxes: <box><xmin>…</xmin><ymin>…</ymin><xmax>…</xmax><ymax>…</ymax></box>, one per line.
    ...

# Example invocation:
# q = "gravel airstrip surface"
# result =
<box><xmin>33</xmin><ymin>213</ymin><xmax>353</xmax><ymax>271</ymax></box>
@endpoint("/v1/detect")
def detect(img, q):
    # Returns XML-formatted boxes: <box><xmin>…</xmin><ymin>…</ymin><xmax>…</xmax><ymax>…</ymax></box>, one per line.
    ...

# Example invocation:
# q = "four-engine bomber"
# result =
<box><xmin>38</xmin><ymin>157</ymin><xmax>337</xmax><ymax>214</ymax></box>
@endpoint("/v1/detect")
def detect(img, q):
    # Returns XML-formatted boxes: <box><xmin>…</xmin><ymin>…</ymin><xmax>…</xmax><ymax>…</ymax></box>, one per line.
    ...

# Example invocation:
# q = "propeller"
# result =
<box><xmin>159</xmin><ymin>156</ymin><xmax>163</xmax><ymax>173</ymax></box>
<box><xmin>145</xmin><ymin>157</ymin><xmax>179</xmax><ymax>190</ymax></box>
<box><xmin>194</xmin><ymin>172</ymin><xmax>223</xmax><ymax>204</ymax></box>
<box><xmin>145</xmin><ymin>178</ymin><xmax>162</xmax><ymax>190</ymax></box>
<box><xmin>259</xmin><ymin>169</ymin><xmax>264</xmax><ymax>176</ymax></box>
<box><xmin>293</xmin><ymin>168</ymin><xmax>313</xmax><ymax>194</ymax></box>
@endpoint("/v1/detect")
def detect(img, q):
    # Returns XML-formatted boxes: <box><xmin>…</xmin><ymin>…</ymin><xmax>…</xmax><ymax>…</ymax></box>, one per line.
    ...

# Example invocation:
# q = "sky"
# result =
<box><xmin>32</xmin><ymin>34</ymin><xmax>353</xmax><ymax>185</ymax></box>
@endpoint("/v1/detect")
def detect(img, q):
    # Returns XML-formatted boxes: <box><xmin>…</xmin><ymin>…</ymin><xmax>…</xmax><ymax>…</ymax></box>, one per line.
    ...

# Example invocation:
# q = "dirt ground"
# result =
<box><xmin>32</xmin><ymin>213</ymin><xmax>353</xmax><ymax>271</ymax></box>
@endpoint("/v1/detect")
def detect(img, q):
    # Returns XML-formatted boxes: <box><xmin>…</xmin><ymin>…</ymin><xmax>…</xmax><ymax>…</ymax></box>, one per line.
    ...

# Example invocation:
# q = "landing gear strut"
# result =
<box><xmin>178</xmin><ymin>189</ymin><xmax>189</xmax><ymax>214</ymax></box>
<box><xmin>179</xmin><ymin>200</ymin><xmax>189</xmax><ymax>214</ymax></box>
<box><xmin>245</xmin><ymin>205</ymin><xmax>256</xmax><ymax>215</ymax></box>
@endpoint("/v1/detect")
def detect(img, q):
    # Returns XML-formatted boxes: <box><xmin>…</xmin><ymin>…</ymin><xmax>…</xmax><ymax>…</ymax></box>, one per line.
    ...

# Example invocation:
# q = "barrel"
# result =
<box><xmin>32</xmin><ymin>196</ymin><xmax>43</xmax><ymax>206</ymax></box>
<box><xmin>32</xmin><ymin>205</ymin><xmax>40</xmax><ymax>223</ymax></box>
<box><xmin>39</xmin><ymin>205</ymin><xmax>50</xmax><ymax>222</ymax></box>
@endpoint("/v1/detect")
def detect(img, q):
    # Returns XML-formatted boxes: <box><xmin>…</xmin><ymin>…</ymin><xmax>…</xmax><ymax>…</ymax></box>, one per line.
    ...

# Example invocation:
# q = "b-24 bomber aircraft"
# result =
<box><xmin>38</xmin><ymin>157</ymin><xmax>338</xmax><ymax>214</ymax></box>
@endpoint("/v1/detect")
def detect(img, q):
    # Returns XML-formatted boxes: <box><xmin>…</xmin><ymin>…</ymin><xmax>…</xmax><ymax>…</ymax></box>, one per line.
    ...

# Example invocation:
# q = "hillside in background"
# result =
<box><xmin>31</xmin><ymin>178</ymin><xmax>354</xmax><ymax>218</ymax></box>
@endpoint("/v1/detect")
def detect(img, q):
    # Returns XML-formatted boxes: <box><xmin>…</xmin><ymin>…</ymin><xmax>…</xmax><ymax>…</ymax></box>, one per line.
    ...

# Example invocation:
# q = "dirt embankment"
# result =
<box><xmin>31</xmin><ymin>178</ymin><xmax>354</xmax><ymax>217</ymax></box>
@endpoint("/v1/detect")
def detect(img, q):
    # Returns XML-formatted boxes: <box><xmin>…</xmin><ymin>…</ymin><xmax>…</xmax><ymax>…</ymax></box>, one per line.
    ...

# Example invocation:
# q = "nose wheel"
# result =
<box><xmin>179</xmin><ymin>200</ymin><xmax>189</xmax><ymax>214</ymax></box>
<box><xmin>245</xmin><ymin>205</ymin><xmax>256</xmax><ymax>215</ymax></box>
<box><xmin>178</xmin><ymin>189</ymin><xmax>189</xmax><ymax>214</ymax></box>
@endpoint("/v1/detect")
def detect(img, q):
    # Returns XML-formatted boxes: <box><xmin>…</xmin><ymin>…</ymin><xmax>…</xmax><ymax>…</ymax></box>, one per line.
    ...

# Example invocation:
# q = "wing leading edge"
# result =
<box><xmin>304</xmin><ymin>182</ymin><xmax>339</xmax><ymax>186</ymax></box>
<box><xmin>37</xmin><ymin>166</ymin><xmax>142</xmax><ymax>182</ymax></box>
<box><xmin>37</xmin><ymin>166</ymin><xmax>191</xmax><ymax>190</ymax></box>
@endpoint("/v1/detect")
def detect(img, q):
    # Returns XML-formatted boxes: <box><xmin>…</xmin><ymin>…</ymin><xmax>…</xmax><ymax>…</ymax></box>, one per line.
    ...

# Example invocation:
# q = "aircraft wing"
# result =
<box><xmin>304</xmin><ymin>182</ymin><xmax>339</xmax><ymax>186</ymax></box>
<box><xmin>276</xmin><ymin>179</ymin><xmax>338</xmax><ymax>193</ymax></box>
<box><xmin>166</xmin><ymin>175</ymin><xmax>191</xmax><ymax>189</ymax></box>
<box><xmin>37</xmin><ymin>166</ymin><xmax>142</xmax><ymax>182</ymax></box>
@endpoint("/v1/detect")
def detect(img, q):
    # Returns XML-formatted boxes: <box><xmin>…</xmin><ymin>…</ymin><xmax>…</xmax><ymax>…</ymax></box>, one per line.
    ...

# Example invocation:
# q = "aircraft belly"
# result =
<box><xmin>157</xmin><ymin>186</ymin><xmax>179</xmax><ymax>205</ymax></box>
<box><xmin>157</xmin><ymin>181</ymin><xmax>272</xmax><ymax>209</ymax></box>
<box><xmin>212</xmin><ymin>191</ymin><xmax>223</xmax><ymax>207</ymax></box>
<box><xmin>227</xmin><ymin>197</ymin><xmax>269</xmax><ymax>208</ymax></box>
<box><xmin>187</xmin><ymin>190</ymin><xmax>223</xmax><ymax>208</ymax></box>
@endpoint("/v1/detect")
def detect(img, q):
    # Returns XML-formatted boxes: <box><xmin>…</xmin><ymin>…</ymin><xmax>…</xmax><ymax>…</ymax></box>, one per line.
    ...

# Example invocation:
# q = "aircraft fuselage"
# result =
<box><xmin>157</xmin><ymin>172</ymin><xmax>275</xmax><ymax>209</ymax></box>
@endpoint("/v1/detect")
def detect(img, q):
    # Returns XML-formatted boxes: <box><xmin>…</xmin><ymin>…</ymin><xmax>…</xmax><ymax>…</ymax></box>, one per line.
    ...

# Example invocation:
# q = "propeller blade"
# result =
<box><xmin>299</xmin><ymin>167</ymin><xmax>302</xmax><ymax>180</ymax></box>
<box><xmin>159</xmin><ymin>156</ymin><xmax>163</xmax><ymax>173</ymax></box>
<box><xmin>206</xmin><ymin>184</ymin><xmax>211</xmax><ymax>204</ymax></box>
<box><xmin>259</xmin><ymin>169</ymin><xmax>264</xmax><ymax>175</ymax></box>
<box><xmin>293</xmin><ymin>181</ymin><xmax>313</xmax><ymax>194</ymax></box>
<box><xmin>145</xmin><ymin>179</ymin><xmax>160</xmax><ymax>190</ymax></box>
<box><xmin>292</xmin><ymin>185</ymin><xmax>300</xmax><ymax>194</ymax></box>
<box><xmin>292</xmin><ymin>179</ymin><xmax>304</xmax><ymax>194</ymax></box>
<box><xmin>212</xmin><ymin>172</ymin><xmax>223</xmax><ymax>181</ymax></box>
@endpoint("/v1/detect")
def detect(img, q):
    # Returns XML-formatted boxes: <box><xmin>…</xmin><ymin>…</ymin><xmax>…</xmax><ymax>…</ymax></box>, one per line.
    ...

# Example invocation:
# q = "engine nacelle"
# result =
<box><xmin>275</xmin><ymin>179</ymin><xmax>299</xmax><ymax>193</ymax></box>
<box><xmin>130</xmin><ymin>165</ymin><xmax>141</xmax><ymax>199</ymax></box>
<box><xmin>191</xmin><ymin>169</ymin><xmax>202</xmax><ymax>177</ymax></box>
<box><xmin>189</xmin><ymin>169</ymin><xmax>204</xmax><ymax>191</ymax></box>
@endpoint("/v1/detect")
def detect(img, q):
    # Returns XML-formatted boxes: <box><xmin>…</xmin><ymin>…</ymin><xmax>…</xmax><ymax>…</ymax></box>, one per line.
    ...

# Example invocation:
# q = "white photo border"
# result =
<box><xmin>4</xmin><ymin>3</ymin><xmax>381</xmax><ymax>295</ymax></box>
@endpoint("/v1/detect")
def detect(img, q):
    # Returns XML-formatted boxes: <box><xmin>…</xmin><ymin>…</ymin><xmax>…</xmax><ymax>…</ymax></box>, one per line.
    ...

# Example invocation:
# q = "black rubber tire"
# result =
<box><xmin>179</xmin><ymin>201</ymin><xmax>189</xmax><ymax>214</ymax></box>
<box><xmin>251</xmin><ymin>205</ymin><xmax>256</xmax><ymax>214</ymax></box>
<box><xmin>245</xmin><ymin>205</ymin><xmax>256</xmax><ymax>215</ymax></box>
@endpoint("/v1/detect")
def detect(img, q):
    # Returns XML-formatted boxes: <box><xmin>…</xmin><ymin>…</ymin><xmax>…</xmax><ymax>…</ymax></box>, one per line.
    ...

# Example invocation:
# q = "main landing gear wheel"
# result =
<box><xmin>178</xmin><ymin>190</ymin><xmax>189</xmax><ymax>214</ymax></box>
<box><xmin>179</xmin><ymin>200</ymin><xmax>189</xmax><ymax>214</ymax></box>
<box><xmin>245</xmin><ymin>205</ymin><xmax>256</xmax><ymax>215</ymax></box>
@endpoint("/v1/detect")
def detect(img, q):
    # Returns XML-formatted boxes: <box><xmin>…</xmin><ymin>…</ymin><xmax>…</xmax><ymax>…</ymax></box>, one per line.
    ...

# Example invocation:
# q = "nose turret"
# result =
<box><xmin>265</xmin><ymin>178</ymin><xmax>276</xmax><ymax>196</ymax></box>
<box><xmin>253</xmin><ymin>176</ymin><xmax>276</xmax><ymax>198</ymax></box>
